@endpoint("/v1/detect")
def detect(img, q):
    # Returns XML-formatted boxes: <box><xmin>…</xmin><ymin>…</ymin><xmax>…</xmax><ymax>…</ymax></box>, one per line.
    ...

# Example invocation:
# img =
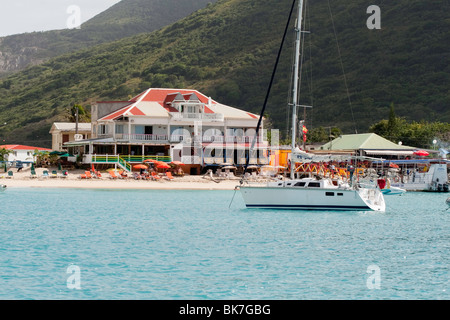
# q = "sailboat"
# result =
<box><xmin>239</xmin><ymin>0</ymin><xmax>385</xmax><ymax>211</ymax></box>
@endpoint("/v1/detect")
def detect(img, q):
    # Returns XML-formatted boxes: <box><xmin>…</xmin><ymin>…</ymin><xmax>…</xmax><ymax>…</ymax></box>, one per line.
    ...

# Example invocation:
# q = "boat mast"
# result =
<box><xmin>290</xmin><ymin>0</ymin><xmax>304</xmax><ymax>179</ymax></box>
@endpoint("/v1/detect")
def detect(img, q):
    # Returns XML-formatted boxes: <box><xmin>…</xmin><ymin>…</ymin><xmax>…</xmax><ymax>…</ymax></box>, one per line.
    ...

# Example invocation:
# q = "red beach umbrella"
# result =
<box><xmin>413</xmin><ymin>150</ymin><xmax>429</xmax><ymax>157</ymax></box>
<box><xmin>133</xmin><ymin>164</ymin><xmax>148</xmax><ymax>169</ymax></box>
<box><xmin>157</xmin><ymin>163</ymin><xmax>170</xmax><ymax>169</ymax></box>
<box><xmin>144</xmin><ymin>159</ymin><xmax>159</xmax><ymax>163</ymax></box>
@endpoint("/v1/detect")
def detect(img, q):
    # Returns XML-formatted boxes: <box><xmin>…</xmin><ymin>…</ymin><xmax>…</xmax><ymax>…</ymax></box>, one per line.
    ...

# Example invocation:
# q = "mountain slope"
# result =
<box><xmin>0</xmin><ymin>0</ymin><xmax>218</xmax><ymax>77</ymax></box>
<box><xmin>0</xmin><ymin>0</ymin><xmax>448</xmax><ymax>147</ymax></box>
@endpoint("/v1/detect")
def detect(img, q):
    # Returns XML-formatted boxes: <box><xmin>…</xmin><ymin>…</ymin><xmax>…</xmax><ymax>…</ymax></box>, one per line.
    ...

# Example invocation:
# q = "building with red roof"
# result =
<box><xmin>0</xmin><ymin>144</ymin><xmax>52</xmax><ymax>169</ymax></box>
<box><xmin>64</xmin><ymin>88</ymin><xmax>268</xmax><ymax>173</ymax></box>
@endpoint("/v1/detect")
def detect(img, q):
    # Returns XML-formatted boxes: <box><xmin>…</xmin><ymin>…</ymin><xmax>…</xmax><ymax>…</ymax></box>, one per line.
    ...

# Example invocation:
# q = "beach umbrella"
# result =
<box><xmin>222</xmin><ymin>165</ymin><xmax>237</xmax><ymax>170</ymax></box>
<box><xmin>170</xmin><ymin>161</ymin><xmax>185</xmax><ymax>166</ymax></box>
<box><xmin>157</xmin><ymin>163</ymin><xmax>170</xmax><ymax>169</ymax></box>
<box><xmin>133</xmin><ymin>164</ymin><xmax>148</xmax><ymax>170</ymax></box>
<box><xmin>414</xmin><ymin>150</ymin><xmax>429</xmax><ymax>157</ymax></box>
<box><xmin>144</xmin><ymin>159</ymin><xmax>159</xmax><ymax>163</ymax></box>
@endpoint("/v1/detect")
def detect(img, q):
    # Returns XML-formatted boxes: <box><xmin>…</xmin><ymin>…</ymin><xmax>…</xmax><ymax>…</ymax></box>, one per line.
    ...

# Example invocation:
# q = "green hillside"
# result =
<box><xmin>0</xmin><ymin>0</ymin><xmax>217</xmax><ymax>76</ymax></box>
<box><xmin>0</xmin><ymin>0</ymin><xmax>448</xmax><ymax>147</ymax></box>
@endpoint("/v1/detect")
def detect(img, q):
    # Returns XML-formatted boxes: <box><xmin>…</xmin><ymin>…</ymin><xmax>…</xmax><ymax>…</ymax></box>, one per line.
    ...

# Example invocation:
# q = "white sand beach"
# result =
<box><xmin>0</xmin><ymin>167</ymin><xmax>242</xmax><ymax>190</ymax></box>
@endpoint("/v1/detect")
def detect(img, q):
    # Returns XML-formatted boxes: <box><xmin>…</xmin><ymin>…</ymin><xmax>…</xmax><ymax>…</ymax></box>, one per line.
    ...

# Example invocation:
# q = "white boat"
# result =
<box><xmin>381</xmin><ymin>187</ymin><xmax>406</xmax><ymax>195</ymax></box>
<box><xmin>239</xmin><ymin>0</ymin><xmax>386</xmax><ymax>212</ymax></box>
<box><xmin>386</xmin><ymin>161</ymin><xmax>449</xmax><ymax>192</ymax></box>
<box><xmin>375</xmin><ymin>178</ymin><xmax>406</xmax><ymax>195</ymax></box>
<box><xmin>241</xmin><ymin>177</ymin><xmax>385</xmax><ymax>211</ymax></box>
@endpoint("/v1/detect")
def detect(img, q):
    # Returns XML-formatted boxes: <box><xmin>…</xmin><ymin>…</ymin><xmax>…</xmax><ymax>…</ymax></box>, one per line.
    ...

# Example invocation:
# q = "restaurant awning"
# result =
<box><xmin>363</xmin><ymin>150</ymin><xmax>414</xmax><ymax>156</ymax></box>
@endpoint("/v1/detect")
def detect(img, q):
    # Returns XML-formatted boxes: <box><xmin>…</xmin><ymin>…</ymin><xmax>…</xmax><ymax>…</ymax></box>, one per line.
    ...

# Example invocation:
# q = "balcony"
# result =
<box><xmin>169</xmin><ymin>112</ymin><xmax>224</xmax><ymax>122</ymax></box>
<box><xmin>115</xmin><ymin>133</ymin><xmax>168</xmax><ymax>142</ymax></box>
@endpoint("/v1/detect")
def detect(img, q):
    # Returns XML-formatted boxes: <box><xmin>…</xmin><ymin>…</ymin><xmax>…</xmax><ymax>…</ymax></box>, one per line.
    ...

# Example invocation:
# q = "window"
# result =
<box><xmin>294</xmin><ymin>182</ymin><xmax>306</xmax><ymax>187</ymax></box>
<box><xmin>307</xmin><ymin>182</ymin><xmax>320</xmax><ymax>188</ymax></box>
<box><xmin>325</xmin><ymin>192</ymin><xmax>335</xmax><ymax>196</ymax></box>
<box><xmin>337</xmin><ymin>193</ymin><xmax>344</xmax><ymax>196</ymax></box>
<box><xmin>98</xmin><ymin>124</ymin><xmax>108</xmax><ymax>135</ymax></box>
<box><xmin>115</xmin><ymin>124</ymin><xmax>124</xmax><ymax>134</ymax></box>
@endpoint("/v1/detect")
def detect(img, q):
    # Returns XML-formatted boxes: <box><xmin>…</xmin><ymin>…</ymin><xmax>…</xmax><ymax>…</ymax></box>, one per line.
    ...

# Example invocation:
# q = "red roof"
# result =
<box><xmin>140</xmin><ymin>88</ymin><xmax>214</xmax><ymax>105</ymax></box>
<box><xmin>0</xmin><ymin>144</ymin><xmax>52</xmax><ymax>151</ymax></box>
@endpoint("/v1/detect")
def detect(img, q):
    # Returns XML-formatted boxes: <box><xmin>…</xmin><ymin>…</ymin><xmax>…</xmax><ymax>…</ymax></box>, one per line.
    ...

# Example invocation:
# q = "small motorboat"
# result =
<box><xmin>381</xmin><ymin>186</ymin><xmax>406</xmax><ymax>195</ymax></box>
<box><xmin>377</xmin><ymin>179</ymin><xmax>406</xmax><ymax>195</ymax></box>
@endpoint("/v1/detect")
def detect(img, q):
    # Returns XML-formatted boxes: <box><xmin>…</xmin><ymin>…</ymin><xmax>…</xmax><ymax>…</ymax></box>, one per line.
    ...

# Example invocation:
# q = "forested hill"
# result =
<box><xmin>0</xmin><ymin>0</ymin><xmax>218</xmax><ymax>77</ymax></box>
<box><xmin>0</xmin><ymin>0</ymin><xmax>448</xmax><ymax>147</ymax></box>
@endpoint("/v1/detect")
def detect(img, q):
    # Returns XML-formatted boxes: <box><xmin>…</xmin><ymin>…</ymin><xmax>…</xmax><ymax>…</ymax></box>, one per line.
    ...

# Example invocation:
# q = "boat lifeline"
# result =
<box><xmin>239</xmin><ymin>0</ymin><xmax>385</xmax><ymax>212</ymax></box>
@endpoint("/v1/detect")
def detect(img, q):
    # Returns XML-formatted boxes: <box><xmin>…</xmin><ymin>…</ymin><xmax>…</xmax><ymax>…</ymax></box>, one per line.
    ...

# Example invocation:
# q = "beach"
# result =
<box><xmin>0</xmin><ymin>167</ymin><xmax>241</xmax><ymax>190</ymax></box>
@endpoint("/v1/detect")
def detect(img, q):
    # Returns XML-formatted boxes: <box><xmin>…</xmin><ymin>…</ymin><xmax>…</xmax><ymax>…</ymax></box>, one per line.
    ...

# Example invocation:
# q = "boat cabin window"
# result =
<box><xmin>337</xmin><ymin>193</ymin><xmax>343</xmax><ymax>196</ymax></box>
<box><xmin>307</xmin><ymin>182</ymin><xmax>320</xmax><ymax>188</ymax></box>
<box><xmin>325</xmin><ymin>192</ymin><xmax>334</xmax><ymax>196</ymax></box>
<box><xmin>278</xmin><ymin>183</ymin><xmax>283</xmax><ymax>186</ymax></box>
<box><xmin>294</xmin><ymin>182</ymin><xmax>306</xmax><ymax>187</ymax></box>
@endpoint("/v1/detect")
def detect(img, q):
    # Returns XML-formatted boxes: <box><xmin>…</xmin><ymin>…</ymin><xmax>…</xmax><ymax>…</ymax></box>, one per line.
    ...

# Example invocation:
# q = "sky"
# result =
<box><xmin>0</xmin><ymin>0</ymin><xmax>121</xmax><ymax>37</ymax></box>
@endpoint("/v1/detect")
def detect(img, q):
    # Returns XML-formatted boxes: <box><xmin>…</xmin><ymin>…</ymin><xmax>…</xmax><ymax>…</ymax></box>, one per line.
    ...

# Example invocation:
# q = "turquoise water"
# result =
<box><xmin>0</xmin><ymin>187</ymin><xmax>448</xmax><ymax>300</ymax></box>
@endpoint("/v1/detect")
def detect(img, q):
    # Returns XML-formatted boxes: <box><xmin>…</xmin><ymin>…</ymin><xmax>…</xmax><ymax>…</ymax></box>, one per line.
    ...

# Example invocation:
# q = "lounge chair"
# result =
<box><xmin>164</xmin><ymin>172</ymin><xmax>174</xmax><ymax>180</ymax></box>
<box><xmin>151</xmin><ymin>172</ymin><xmax>161</xmax><ymax>180</ymax></box>
<box><xmin>30</xmin><ymin>169</ymin><xmax>37</xmax><ymax>178</ymax></box>
<box><xmin>131</xmin><ymin>172</ymin><xmax>139</xmax><ymax>180</ymax></box>
<box><xmin>42</xmin><ymin>170</ymin><xmax>49</xmax><ymax>178</ymax></box>
<box><xmin>51</xmin><ymin>170</ymin><xmax>58</xmax><ymax>178</ymax></box>
<box><xmin>108</xmin><ymin>171</ymin><xmax>118</xmax><ymax>179</ymax></box>
<box><xmin>6</xmin><ymin>171</ymin><xmax>13</xmax><ymax>179</ymax></box>
<box><xmin>60</xmin><ymin>170</ymin><xmax>68</xmax><ymax>178</ymax></box>
<box><xmin>80</xmin><ymin>171</ymin><xmax>92</xmax><ymax>179</ymax></box>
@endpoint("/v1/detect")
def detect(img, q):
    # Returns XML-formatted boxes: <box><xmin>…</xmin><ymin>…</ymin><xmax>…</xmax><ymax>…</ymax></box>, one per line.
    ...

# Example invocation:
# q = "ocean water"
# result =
<box><xmin>0</xmin><ymin>187</ymin><xmax>448</xmax><ymax>300</ymax></box>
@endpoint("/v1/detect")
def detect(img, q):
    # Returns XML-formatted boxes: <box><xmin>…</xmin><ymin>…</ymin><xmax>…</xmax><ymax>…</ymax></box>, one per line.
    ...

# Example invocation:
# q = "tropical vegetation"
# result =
<box><xmin>0</xmin><ymin>0</ymin><xmax>448</xmax><ymax>148</ymax></box>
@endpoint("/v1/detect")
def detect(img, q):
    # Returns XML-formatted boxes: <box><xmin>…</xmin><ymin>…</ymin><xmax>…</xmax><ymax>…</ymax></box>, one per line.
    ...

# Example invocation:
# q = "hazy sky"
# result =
<box><xmin>0</xmin><ymin>0</ymin><xmax>121</xmax><ymax>37</ymax></box>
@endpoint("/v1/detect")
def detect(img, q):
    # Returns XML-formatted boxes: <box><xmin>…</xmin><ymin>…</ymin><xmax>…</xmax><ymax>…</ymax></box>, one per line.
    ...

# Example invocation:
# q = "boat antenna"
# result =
<box><xmin>239</xmin><ymin>0</ymin><xmax>298</xmax><ymax>186</ymax></box>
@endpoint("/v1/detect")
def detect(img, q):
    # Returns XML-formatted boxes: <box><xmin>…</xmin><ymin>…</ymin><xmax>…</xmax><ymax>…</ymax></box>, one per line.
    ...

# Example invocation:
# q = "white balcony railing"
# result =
<box><xmin>115</xmin><ymin>133</ymin><xmax>168</xmax><ymax>142</ymax></box>
<box><xmin>169</xmin><ymin>112</ymin><xmax>224</xmax><ymax>122</ymax></box>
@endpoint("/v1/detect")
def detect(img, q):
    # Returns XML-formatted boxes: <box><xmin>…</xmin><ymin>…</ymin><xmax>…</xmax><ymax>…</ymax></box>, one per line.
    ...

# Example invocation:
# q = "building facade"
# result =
<box><xmin>0</xmin><ymin>144</ymin><xmax>52</xmax><ymax>168</ymax></box>
<box><xmin>65</xmin><ymin>88</ymin><xmax>268</xmax><ymax>174</ymax></box>
<box><xmin>50</xmin><ymin>122</ymin><xmax>92</xmax><ymax>151</ymax></box>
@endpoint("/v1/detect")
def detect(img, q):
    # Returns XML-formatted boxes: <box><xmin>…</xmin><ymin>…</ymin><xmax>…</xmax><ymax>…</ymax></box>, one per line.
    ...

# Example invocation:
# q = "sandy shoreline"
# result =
<box><xmin>0</xmin><ymin>168</ymin><xmax>242</xmax><ymax>190</ymax></box>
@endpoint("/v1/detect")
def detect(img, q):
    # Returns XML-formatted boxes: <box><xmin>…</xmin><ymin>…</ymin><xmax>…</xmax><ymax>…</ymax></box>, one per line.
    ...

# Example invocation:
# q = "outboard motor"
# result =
<box><xmin>444</xmin><ymin>184</ymin><xmax>449</xmax><ymax>192</ymax></box>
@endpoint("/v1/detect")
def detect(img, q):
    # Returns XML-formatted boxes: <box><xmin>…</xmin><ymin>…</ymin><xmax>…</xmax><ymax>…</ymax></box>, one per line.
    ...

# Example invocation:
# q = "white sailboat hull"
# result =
<box><xmin>240</xmin><ymin>184</ymin><xmax>385</xmax><ymax>211</ymax></box>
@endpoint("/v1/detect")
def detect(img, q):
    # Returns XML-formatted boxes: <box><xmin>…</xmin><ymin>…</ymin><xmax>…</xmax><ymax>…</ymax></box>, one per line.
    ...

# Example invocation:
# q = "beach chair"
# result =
<box><xmin>151</xmin><ymin>172</ymin><xmax>161</xmax><ymax>180</ymax></box>
<box><xmin>164</xmin><ymin>172</ymin><xmax>174</xmax><ymax>180</ymax></box>
<box><xmin>30</xmin><ymin>169</ymin><xmax>37</xmax><ymax>178</ymax></box>
<box><xmin>6</xmin><ymin>171</ymin><xmax>13</xmax><ymax>179</ymax></box>
<box><xmin>108</xmin><ymin>171</ymin><xmax>118</xmax><ymax>179</ymax></box>
<box><xmin>60</xmin><ymin>170</ymin><xmax>68</xmax><ymax>178</ymax></box>
<box><xmin>51</xmin><ymin>170</ymin><xmax>58</xmax><ymax>178</ymax></box>
<box><xmin>133</xmin><ymin>172</ymin><xmax>142</xmax><ymax>180</ymax></box>
<box><xmin>80</xmin><ymin>171</ymin><xmax>92</xmax><ymax>179</ymax></box>
<box><xmin>42</xmin><ymin>170</ymin><xmax>49</xmax><ymax>178</ymax></box>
